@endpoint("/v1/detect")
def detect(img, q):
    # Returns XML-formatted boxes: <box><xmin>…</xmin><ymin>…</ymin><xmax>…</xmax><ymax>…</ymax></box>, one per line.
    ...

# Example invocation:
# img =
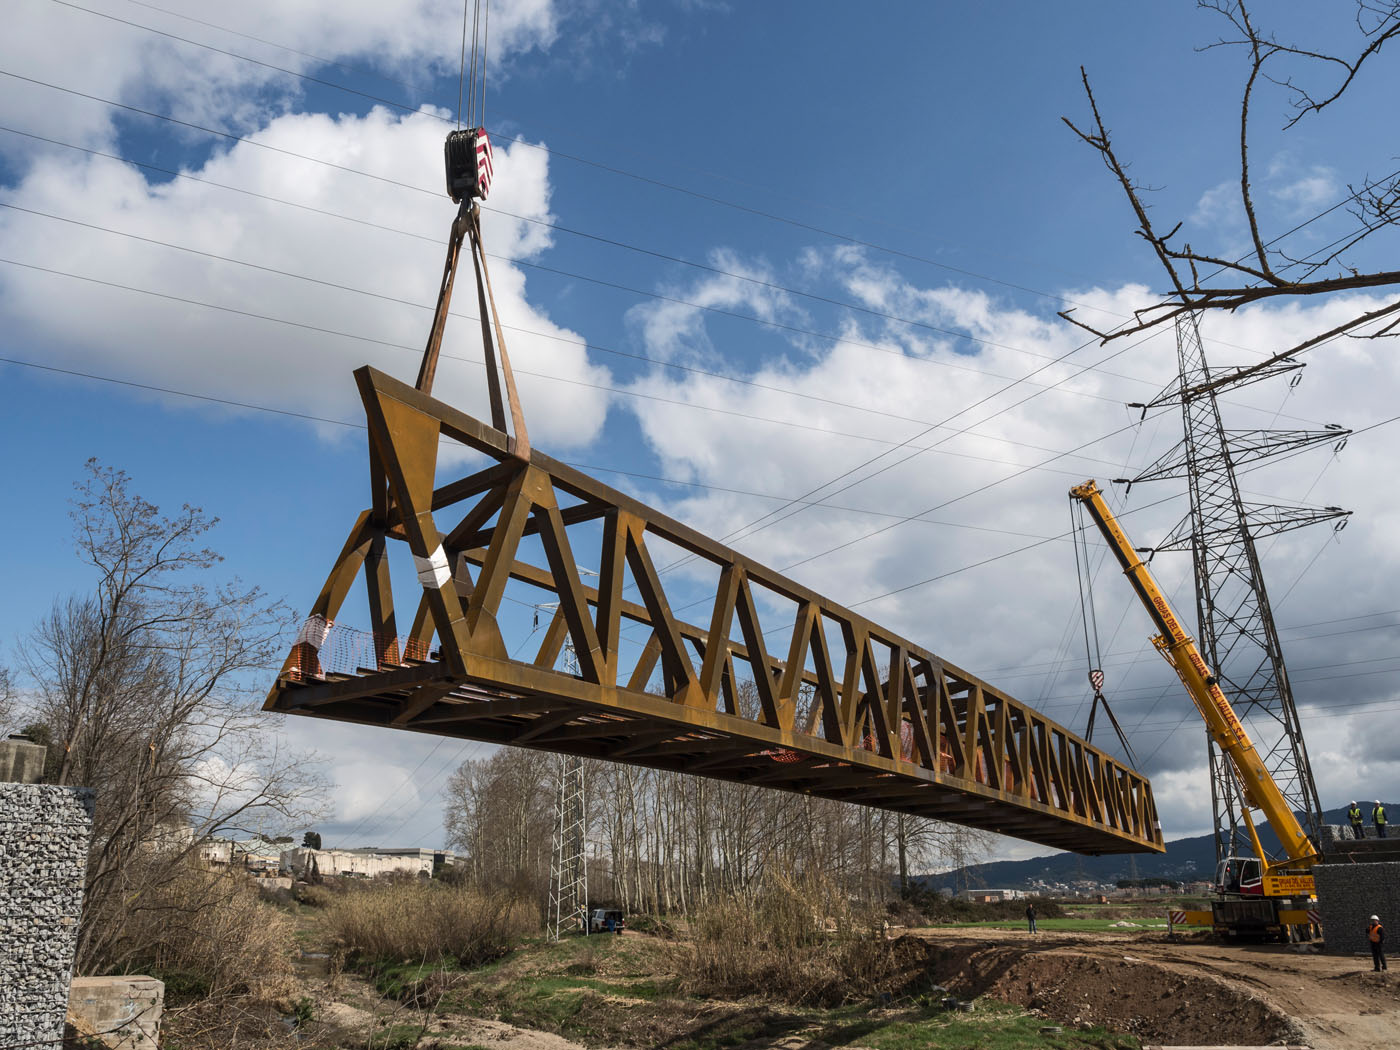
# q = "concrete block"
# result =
<box><xmin>1313</xmin><ymin>859</ymin><xmax>1400</xmax><ymax>956</ymax></box>
<box><xmin>68</xmin><ymin>976</ymin><xmax>163</xmax><ymax>1050</ymax></box>
<box><xmin>0</xmin><ymin>738</ymin><xmax>48</xmax><ymax>784</ymax></box>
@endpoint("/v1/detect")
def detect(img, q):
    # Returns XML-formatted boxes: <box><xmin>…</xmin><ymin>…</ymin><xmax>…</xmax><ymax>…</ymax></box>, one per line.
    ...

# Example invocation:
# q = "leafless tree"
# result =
<box><xmin>440</xmin><ymin>686</ymin><xmax>993</xmax><ymax>915</ymax></box>
<box><xmin>1062</xmin><ymin>1</ymin><xmax>1400</xmax><ymax>389</ymax></box>
<box><xmin>0</xmin><ymin>665</ymin><xmax>13</xmax><ymax>734</ymax></box>
<box><xmin>442</xmin><ymin>746</ymin><xmax>554</xmax><ymax>896</ymax></box>
<box><xmin>21</xmin><ymin>460</ymin><xmax>327</xmax><ymax>972</ymax></box>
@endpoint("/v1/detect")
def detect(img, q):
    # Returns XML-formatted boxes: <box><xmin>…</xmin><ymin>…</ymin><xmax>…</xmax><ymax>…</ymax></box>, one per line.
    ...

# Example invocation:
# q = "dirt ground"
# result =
<box><xmin>909</xmin><ymin>926</ymin><xmax>1400</xmax><ymax>1050</ymax></box>
<box><xmin>156</xmin><ymin>923</ymin><xmax>1400</xmax><ymax>1048</ymax></box>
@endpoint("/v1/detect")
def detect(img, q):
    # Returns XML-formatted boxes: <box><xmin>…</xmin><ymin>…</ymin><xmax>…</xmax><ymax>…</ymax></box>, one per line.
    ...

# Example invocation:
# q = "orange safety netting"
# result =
<box><xmin>286</xmin><ymin>616</ymin><xmax>434</xmax><ymax>681</ymax></box>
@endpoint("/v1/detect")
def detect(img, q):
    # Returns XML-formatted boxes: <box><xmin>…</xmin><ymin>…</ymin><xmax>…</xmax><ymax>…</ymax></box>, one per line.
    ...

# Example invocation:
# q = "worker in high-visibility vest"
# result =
<box><xmin>1369</xmin><ymin>915</ymin><xmax>1387</xmax><ymax>972</ymax></box>
<box><xmin>1375</xmin><ymin>801</ymin><xmax>1388</xmax><ymax>839</ymax></box>
<box><xmin>1348</xmin><ymin>802</ymin><xmax>1365</xmax><ymax>839</ymax></box>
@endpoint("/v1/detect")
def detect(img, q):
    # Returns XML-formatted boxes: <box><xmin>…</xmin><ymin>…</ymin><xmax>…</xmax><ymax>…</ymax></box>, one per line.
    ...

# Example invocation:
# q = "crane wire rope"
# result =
<box><xmin>457</xmin><ymin>0</ymin><xmax>471</xmax><ymax>130</ymax></box>
<box><xmin>1034</xmin><ymin>402</ymin><xmax>1162</xmax><ymax>721</ymax></box>
<box><xmin>1067</xmin><ymin>496</ymin><xmax>1139</xmax><ymax>767</ymax></box>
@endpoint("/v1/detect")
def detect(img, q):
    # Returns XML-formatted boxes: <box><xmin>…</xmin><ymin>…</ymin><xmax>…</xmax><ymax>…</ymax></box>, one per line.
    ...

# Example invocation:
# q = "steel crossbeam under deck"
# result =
<box><xmin>264</xmin><ymin>366</ymin><xmax>1164</xmax><ymax>856</ymax></box>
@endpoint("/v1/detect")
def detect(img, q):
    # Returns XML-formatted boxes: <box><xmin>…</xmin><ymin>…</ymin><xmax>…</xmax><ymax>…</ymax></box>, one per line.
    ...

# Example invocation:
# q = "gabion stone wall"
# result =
<box><xmin>1315</xmin><ymin>860</ymin><xmax>1400</xmax><ymax>956</ymax></box>
<box><xmin>1321</xmin><ymin>822</ymin><xmax>1392</xmax><ymax>847</ymax></box>
<box><xmin>0</xmin><ymin>784</ymin><xmax>95</xmax><ymax>1050</ymax></box>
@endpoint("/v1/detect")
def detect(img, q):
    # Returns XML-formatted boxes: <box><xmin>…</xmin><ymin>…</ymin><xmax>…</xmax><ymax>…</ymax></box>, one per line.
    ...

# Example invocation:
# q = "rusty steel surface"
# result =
<box><xmin>264</xmin><ymin>366</ymin><xmax>1164</xmax><ymax>856</ymax></box>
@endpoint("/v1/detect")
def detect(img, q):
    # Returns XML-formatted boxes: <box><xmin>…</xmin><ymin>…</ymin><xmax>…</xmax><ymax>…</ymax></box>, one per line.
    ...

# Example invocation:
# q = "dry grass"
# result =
<box><xmin>325</xmin><ymin>879</ymin><xmax>537</xmax><ymax>967</ymax></box>
<box><xmin>117</xmin><ymin>866</ymin><xmax>297</xmax><ymax>1002</ymax></box>
<box><xmin>681</xmin><ymin>874</ymin><xmax>924</xmax><ymax>1007</ymax></box>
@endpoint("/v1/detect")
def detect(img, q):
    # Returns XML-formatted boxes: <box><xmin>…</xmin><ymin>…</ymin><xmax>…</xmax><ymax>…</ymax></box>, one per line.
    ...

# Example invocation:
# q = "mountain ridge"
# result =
<box><xmin>918</xmin><ymin>804</ymin><xmax>1384</xmax><ymax>892</ymax></box>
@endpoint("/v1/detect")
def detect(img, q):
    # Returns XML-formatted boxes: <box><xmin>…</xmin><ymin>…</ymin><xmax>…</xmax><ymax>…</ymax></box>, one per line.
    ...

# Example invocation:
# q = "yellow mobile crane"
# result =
<box><xmin>1069</xmin><ymin>480</ymin><xmax>1319</xmax><ymax>940</ymax></box>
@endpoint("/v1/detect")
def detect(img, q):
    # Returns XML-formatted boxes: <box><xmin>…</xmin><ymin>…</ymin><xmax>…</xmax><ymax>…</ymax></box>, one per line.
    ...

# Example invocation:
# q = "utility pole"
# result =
<box><xmin>548</xmin><ymin>639</ymin><xmax>588</xmax><ymax>941</ymax></box>
<box><xmin>1127</xmin><ymin>312</ymin><xmax>1350</xmax><ymax>864</ymax></box>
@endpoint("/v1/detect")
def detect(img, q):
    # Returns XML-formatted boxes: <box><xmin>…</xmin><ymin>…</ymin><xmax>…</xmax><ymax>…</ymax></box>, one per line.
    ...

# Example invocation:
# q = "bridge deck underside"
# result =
<box><xmin>275</xmin><ymin>667</ymin><xmax>1148</xmax><ymax>855</ymax></box>
<box><xmin>265</xmin><ymin>367</ymin><xmax>1163</xmax><ymax>858</ymax></box>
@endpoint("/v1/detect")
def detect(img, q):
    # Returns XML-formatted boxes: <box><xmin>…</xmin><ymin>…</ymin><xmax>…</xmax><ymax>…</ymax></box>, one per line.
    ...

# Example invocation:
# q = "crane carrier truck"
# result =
<box><xmin>1069</xmin><ymin>480</ymin><xmax>1319</xmax><ymax>941</ymax></box>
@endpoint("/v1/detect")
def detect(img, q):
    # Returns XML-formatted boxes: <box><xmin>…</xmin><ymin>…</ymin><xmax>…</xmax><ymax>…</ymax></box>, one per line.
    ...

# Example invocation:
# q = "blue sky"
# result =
<box><xmin>4</xmin><ymin>0</ymin><xmax>1400</xmax><ymax>862</ymax></box>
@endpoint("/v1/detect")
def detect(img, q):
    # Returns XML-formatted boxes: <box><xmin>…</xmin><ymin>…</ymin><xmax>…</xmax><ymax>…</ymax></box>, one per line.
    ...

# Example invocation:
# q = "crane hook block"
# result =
<box><xmin>445</xmin><ymin>127</ymin><xmax>493</xmax><ymax>203</ymax></box>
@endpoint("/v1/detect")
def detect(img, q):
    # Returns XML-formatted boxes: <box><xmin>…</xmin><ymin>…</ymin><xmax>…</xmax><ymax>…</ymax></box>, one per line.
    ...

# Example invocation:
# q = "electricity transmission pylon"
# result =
<box><xmin>1127</xmin><ymin>312</ymin><xmax>1350</xmax><ymax>863</ymax></box>
<box><xmin>548</xmin><ymin>641</ymin><xmax>587</xmax><ymax>941</ymax></box>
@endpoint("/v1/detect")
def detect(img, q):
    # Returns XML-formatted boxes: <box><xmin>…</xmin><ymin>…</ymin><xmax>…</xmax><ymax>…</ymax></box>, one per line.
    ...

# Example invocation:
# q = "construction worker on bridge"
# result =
<box><xmin>1375</xmin><ymin>801</ymin><xmax>1388</xmax><ymax>839</ymax></box>
<box><xmin>1369</xmin><ymin>915</ymin><xmax>1387</xmax><ymax>972</ymax></box>
<box><xmin>1349</xmin><ymin>801</ymin><xmax>1365</xmax><ymax>839</ymax></box>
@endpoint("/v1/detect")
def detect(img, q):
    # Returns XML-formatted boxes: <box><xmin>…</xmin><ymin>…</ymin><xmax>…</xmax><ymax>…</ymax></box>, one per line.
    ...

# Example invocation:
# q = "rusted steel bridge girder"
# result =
<box><xmin>264</xmin><ymin>366</ymin><xmax>1164</xmax><ymax>856</ymax></box>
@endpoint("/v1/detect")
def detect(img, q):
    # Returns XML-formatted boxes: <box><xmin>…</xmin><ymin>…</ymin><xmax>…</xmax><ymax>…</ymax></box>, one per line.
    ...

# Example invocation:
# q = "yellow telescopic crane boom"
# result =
<box><xmin>1069</xmin><ymin>480</ymin><xmax>1317</xmax><ymax>872</ymax></box>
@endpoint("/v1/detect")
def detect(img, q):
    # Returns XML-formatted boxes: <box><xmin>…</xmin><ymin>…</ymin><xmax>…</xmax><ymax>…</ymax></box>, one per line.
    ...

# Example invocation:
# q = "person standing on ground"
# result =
<box><xmin>1375</xmin><ymin>801</ymin><xmax>1388</xmax><ymax>839</ymax></box>
<box><xmin>1369</xmin><ymin>915</ymin><xmax>1387</xmax><ymax>972</ymax></box>
<box><xmin>1349</xmin><ymin>802</ymin><xmax>1366</xmax><ymax>839</ymax></box>
<box><xmin>1026</xmin><ymin>902</ymin><xmax>1037</xmax><ymax>935</ymax></box>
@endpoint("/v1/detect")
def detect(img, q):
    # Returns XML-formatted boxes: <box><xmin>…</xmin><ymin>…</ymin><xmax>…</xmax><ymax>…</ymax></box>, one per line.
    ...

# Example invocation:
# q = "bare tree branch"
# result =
<box><xmin>1065</xmin><ymin>1</ymin><xmax>1400</xmax><ymax>356</ymax></box>
<box><xmin>23</xmin><ymin>460</ymin><xmax>327</xmax><ymax>974</ymax></box>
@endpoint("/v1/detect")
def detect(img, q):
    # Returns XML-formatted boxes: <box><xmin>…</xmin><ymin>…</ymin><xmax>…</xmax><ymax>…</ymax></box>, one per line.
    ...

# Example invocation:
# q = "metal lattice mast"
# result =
<box><xmin>1130</xmin><ymin>313</ymin><xmax>1349</xmax><ymax>864</ymax></box>
<box><xmin>548</xmin><ymin>643</ymin><xmax>587</xmax><ymax>941</ymax></box>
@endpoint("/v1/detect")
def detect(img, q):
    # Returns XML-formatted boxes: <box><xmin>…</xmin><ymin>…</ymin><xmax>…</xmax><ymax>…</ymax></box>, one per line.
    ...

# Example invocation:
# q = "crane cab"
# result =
<box><xmin>1215</xmin><ymin>856</ymin><xmax>1264</xmax><ymax>897</ymax></box>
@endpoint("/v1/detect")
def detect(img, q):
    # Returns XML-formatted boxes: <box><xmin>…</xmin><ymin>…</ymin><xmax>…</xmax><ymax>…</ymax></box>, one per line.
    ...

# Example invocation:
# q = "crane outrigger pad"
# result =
<box><xmin>264</xmin><ymin>367</ymin><xmax>1164</xmax><ymax>856</ymax></box>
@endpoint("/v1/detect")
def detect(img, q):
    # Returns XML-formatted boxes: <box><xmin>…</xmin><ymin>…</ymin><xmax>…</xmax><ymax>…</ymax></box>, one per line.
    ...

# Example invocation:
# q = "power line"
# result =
<box><xmin>80</xmin><ymin>0</ymin><xmax>1382</xmax><ymax>357</ymax></box>
<box><xmin>0</xmin><ymin>125</ymin><xmax>1185</xmax><ymax>417</ymax></box>
<box><xmin>988</xmin><ymin>610</ymin><xmax>1400</xmax><ymax>682</ymax></box>
<box><xmin>0</xmin><ymin>350</ymin><xmax>1071</xmax><ymax>546</ymax></box>
<box><xmin>651</xmin><ymin>264</ymin><xmax>1388</xmax><ymax>605</ymax></box>
<box><xmin>336</xmin><ymin>737</ymin><xmax>448</xmax><ymax>846</ymax></box>
<box><xmin>0</xmin><ymin>70</ymin><xmax>1335</xmax><ymax>413</ymax></box>
<box><xmin>27</xmin><ymin>0</ymin><xmax>1176</xmax><ymax>322</ymax></box>
<box><xmin>0</xmin><ymin>124</ymin><xmax>1175</xmax><ymax>442</ymax></box>
<box><xmin>0</xmin><ymin>251</ymin><xmax>1130</xmax><ymax>479</ymax></box>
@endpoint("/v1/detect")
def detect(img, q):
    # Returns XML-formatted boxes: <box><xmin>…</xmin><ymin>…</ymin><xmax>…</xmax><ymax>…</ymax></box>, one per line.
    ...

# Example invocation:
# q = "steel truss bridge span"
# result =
<box><xmin>264</xmin><ymin>367</ymin><xmax>1163</xmax><ymax>856</ymax></box>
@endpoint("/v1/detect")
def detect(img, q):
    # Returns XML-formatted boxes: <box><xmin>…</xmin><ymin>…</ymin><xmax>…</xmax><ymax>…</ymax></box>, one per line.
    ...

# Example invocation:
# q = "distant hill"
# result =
<box><xmin>917</xmin><ymin>803</ymin><xmax>1383</xmax><ymax>893</ymax></box>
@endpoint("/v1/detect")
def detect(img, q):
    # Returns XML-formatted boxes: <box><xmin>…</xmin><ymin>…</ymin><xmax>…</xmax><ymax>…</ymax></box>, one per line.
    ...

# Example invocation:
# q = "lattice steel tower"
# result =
<box><xmin>1128</xmin><ymin>313</ymin><xmax>1349</xmax><ymax>863</ymax></box>
<box><xmin>548</xmin><ymin>641</ymin><xmax>587</xmax><ymax>941</ymax></box>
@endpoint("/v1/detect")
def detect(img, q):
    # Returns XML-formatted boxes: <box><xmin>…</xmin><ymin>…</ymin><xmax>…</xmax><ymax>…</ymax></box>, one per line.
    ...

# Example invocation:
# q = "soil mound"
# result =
<box><xmin>918</xmin><ymin>940</ymin><xmax>1303</xmax><ymax>1045</ymax></box>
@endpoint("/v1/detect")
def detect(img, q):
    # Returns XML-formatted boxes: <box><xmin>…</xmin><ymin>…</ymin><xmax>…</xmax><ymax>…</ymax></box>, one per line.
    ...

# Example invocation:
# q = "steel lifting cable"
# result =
<box><xmin>1071</xmin><ymin>496</ymin><xmax>1140</xmax><ymax>768</ymax></box>
<box><xmin>479</xmin><ymin>0</ymin><xmax>491</xmax><ymax>130</ymax></box>
<box><xmin>456</xmin><ymin>0</ymin><xmax>471</xmax><ymax>129</ymax></box>
<box><xmin>465</xmin><ymin>0</ymin><xmax>481</xmax><ymax>130</ymax></box>
<box><xmin>460</xmin><ymin>0</ymin><xmax>491</xmax><ymax>132</ymax></box>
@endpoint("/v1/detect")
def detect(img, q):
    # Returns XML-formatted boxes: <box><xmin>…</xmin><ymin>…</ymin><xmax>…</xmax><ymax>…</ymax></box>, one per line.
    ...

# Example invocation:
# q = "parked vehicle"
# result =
<box><xmin>588</xmin><ymin>908</ymin><xmax>625</xmax><ymax>934</ymax></box>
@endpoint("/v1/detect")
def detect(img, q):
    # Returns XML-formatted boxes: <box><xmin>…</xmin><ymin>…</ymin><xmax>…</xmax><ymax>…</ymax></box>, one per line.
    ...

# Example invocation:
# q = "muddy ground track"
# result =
<box><xmin>910</xmin><ymin>928</ymin><xmax>1400</xmax><ymax>1050</ymax></box>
